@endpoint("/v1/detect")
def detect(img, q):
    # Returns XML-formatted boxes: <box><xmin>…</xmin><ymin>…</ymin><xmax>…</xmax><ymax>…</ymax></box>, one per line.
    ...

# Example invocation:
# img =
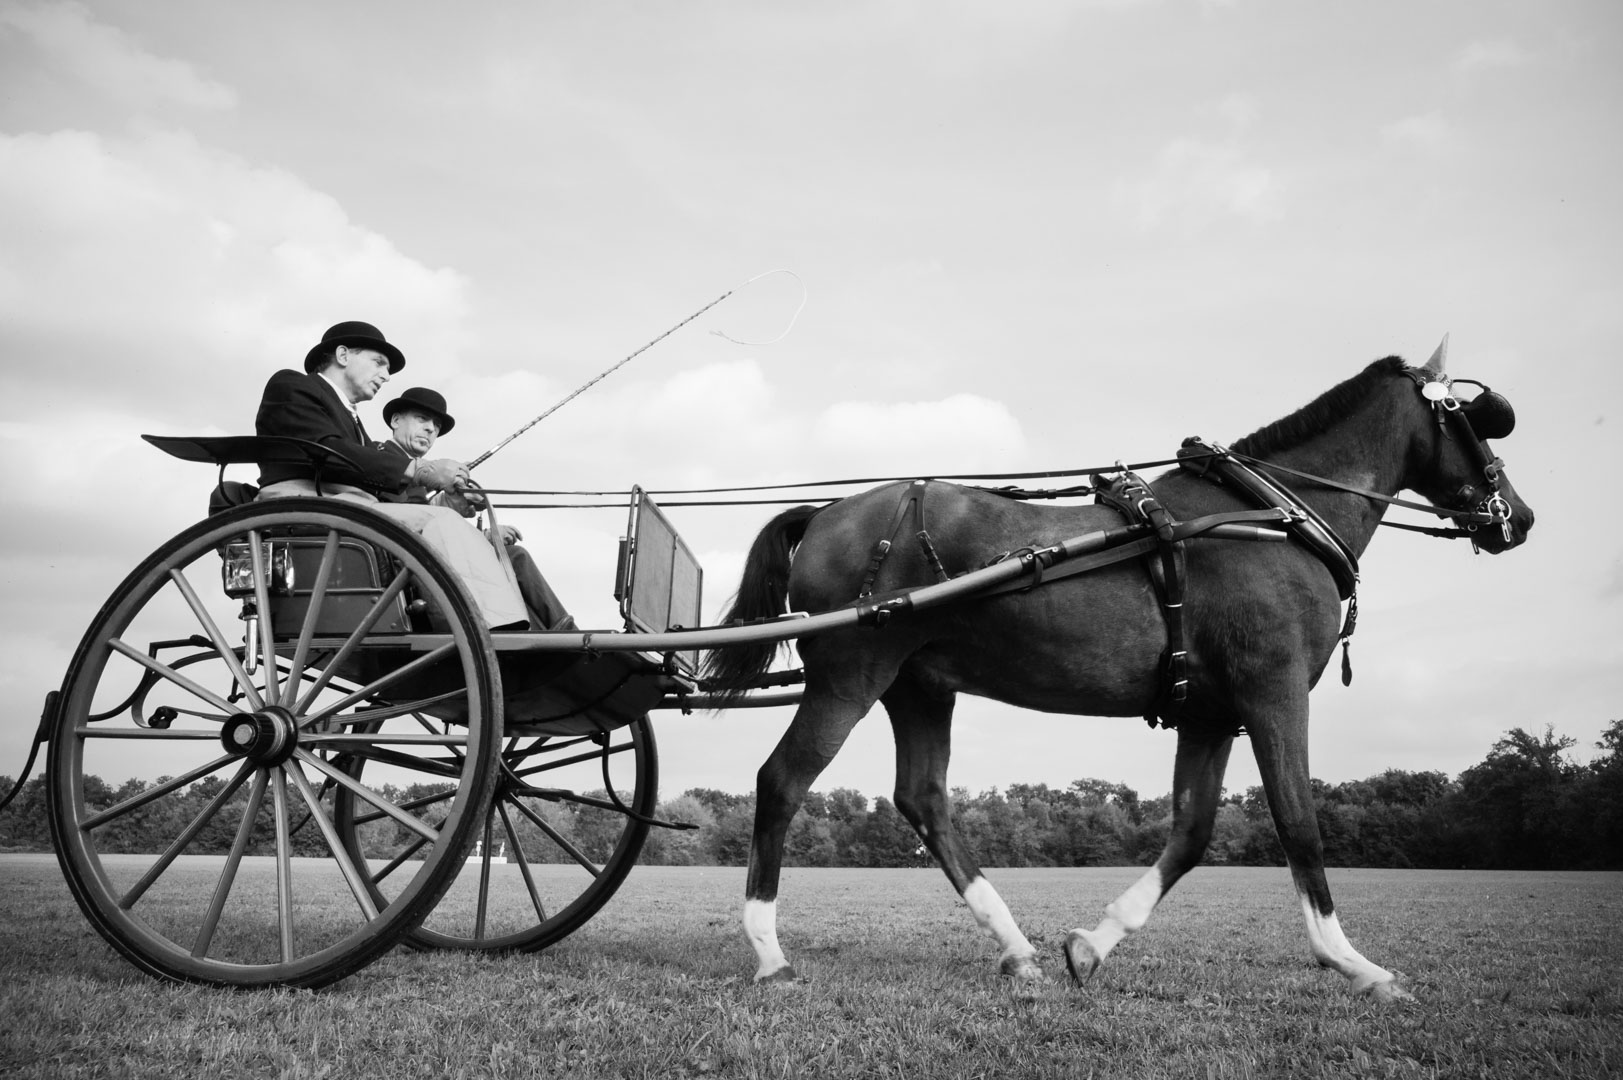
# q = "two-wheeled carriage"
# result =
<box><xmin>39</xmin><ymin>435</ymin><xmax>723</xmax><ymax>988</ymax></box>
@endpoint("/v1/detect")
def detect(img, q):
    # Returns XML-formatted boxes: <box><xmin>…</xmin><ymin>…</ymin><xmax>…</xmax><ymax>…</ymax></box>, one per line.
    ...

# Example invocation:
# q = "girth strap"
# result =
<box><xmin>1094</xmin><ymin>469</ymin><xmax>1191</xmax><ymax>714</ymax></box>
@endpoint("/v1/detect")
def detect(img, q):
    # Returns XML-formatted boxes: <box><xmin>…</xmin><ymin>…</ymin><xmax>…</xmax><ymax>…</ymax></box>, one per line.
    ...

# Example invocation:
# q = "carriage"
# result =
<box><xmin>32</xmin><ymin>346</ymin><xmax>1530</xmax><ymax>998</ymax></box>
<box><xmin>39</xmin><ymin>433</ymin><xmax>739</xmax><ymax>988</ymax></box>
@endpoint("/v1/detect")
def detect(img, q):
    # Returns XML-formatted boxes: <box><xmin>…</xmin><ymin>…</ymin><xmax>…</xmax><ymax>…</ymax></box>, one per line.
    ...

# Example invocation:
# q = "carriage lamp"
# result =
<box><xmin>220</xmin><ymin>541</ymin><xmax>295</xmax><ymax>598</ymax></box>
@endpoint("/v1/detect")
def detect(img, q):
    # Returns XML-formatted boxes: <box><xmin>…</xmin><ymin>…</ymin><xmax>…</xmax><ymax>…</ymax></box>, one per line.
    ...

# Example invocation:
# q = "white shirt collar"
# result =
<box><xmin>316</xmin><ymin>369</ymin><xmax>362</xmax><ymax>420</ymax></box>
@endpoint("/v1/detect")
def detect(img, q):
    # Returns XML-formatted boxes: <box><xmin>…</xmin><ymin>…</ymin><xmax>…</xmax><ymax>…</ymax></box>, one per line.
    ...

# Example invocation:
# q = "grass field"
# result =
<box><xmin>1</xmin><ymin>855</ymin><xmax>1618</xmax><ymax>1079</ymax></box>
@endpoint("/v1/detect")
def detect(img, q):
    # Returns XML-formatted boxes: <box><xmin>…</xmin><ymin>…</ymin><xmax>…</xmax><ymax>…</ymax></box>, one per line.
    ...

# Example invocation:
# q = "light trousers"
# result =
<box><xmin>258</xmin><ymin>480</ymin><xmax>528</xmax><ymax>628</ymax></box>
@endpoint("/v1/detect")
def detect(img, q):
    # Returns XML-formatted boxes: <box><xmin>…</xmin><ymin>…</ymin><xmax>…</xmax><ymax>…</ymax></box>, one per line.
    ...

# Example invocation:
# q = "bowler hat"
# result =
<box><xmin>382</xmin><ymin>387</ymin><xmax>456</xmax><ymax>434</ymax></box>
<box><xmin>304</xmin><ymin>321</ymin><xmax>406</xmax><ymax>374</ymax></box>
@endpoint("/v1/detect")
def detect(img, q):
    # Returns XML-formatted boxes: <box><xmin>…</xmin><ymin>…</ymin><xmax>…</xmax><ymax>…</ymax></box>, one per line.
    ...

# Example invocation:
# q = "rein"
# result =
<box><xmin>1227</xmin><ymin>452</ymin><xmax>1494</xmax><ymax>535</ymax></box>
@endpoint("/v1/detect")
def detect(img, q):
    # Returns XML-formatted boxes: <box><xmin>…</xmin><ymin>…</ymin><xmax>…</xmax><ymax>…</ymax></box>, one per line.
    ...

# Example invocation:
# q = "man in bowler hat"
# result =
<box><xmin>376</xmin><ymin>386</ymin><xmax>576</xmax><ymax>631</ymax></box>
<box><xmin>254</xmin><ymin>321</ymin><xmax>528</xmax><ymax>630</ymax></box>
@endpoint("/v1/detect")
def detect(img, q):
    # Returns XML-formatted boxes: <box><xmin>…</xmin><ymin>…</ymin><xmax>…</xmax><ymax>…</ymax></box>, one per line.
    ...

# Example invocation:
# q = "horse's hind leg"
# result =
<box><xmin>1247</xmin><ymin>700</ymin><xmax>1413</xmax><ymax>1001</ymax></box>
<box><xmin>884</xmin><ymin>674</ymin><xmax>1043</xmax><ymax>984</ymax></box>
<box><xmin>1065</xmin><ymin>726</ymin><xmax>1233</xmax><ymax>986</ymax></box>
<box><xmin>744</xmin><ymin>656</ymin><xmax>898</xmax><ymax>983</ymax></box>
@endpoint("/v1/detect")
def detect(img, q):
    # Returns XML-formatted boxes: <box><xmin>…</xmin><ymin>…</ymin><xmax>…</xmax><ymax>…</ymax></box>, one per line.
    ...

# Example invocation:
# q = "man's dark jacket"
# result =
<box><xmin>255</xmin><ymin>369</ymin><xmax>407</xmax><ymax>495</ymax></box>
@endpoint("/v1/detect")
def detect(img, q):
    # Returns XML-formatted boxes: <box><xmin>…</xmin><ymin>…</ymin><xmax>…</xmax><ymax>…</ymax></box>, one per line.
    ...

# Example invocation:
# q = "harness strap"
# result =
<box><xmin>974</xmin><ymin>535</ymin><xmax>1164</xmax><ymax>600</ymax></box>
<box><xmin>1094</xmin><ymin>470</ymin><xmax>1190</xmax><ymax>711</ymax></box>
<box><xmin>1178</xmin><ymin>440</ymin><xmax>1360</xmax><ymax>601</ymax></box>
<box><xmin>859</xmin><ymin>480</ymin><xmax>930</xmax><ymax>598</ymax></box>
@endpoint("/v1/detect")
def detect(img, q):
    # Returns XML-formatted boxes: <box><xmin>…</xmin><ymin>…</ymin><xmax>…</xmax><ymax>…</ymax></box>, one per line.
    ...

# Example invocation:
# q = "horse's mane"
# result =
<box><xmin>1230</xmin><ymin>356</ymin><xmax>1410</xmax><ymax>458</ymax></box>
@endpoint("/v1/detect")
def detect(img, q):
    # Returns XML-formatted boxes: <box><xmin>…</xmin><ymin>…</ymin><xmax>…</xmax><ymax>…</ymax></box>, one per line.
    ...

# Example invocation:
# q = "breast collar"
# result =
<box><xmin>1176</xmin><ymin>438</ymin><xmax>1360</xmax><ymax>601</ymax></box>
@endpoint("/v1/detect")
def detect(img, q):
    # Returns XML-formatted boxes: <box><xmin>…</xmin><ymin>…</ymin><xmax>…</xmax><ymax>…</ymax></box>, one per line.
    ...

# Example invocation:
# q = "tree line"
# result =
<box><xmin>4</xmin><ymin>722</ymin><xmax>1618</xmax><ymax>870</ymax></box>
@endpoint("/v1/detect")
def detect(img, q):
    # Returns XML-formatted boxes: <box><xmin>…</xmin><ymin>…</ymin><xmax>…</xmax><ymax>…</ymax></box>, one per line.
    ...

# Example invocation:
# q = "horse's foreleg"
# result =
<box><xmin>1247</xmin><ymin>709</ymin><xmax>1413</xmax><ymax>1001</ymax></box>
<box><xmin>745</xmin><ymin>676</ymin><xmax>878</xmax><ymax>983</ymax></box>
<box><xmin>1065</xmin><ymin>727</ymin><xmax>1233</xmax><ymax>986</ymax></box>
<box><xmin>884</xmin><ymin>677</ymin><xmax>1043</xmax><ymax>984</ymax></box>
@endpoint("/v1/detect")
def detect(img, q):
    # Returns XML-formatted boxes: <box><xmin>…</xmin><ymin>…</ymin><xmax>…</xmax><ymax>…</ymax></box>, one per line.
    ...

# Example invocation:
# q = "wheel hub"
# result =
<box><xmin>221</xmin><ymin>706</ymin><xmax>300</xmax><ymax>766</ymax></box>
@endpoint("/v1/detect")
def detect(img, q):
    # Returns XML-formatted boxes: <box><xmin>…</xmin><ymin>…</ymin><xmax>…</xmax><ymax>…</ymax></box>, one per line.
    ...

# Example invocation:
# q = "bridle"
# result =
<box><xmin>1230</xmin><ymin>367</ymin><xmax>1518</xmax><ymax>552</ymax></box>
<box><xmin>1398</xmin><ymin>366</ymin><xmax>1517</xmax><ymax>548</ymax></box>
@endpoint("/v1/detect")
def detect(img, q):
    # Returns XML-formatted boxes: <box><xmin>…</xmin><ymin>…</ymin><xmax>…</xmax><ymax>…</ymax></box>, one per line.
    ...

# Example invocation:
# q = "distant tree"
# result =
<box><xmin>16</xmin><ymin>722</ymin><xmax>1616</xmax><ymax>868</ymax></box>
<box><xmin>1455</xmin><ymin>725</ymin><xmax>1581</xmax><ymax>869</ymax></box>
<box><xmin>642</xmin><ymin>795</ymin><xmax>715</xmax><ymax>865</ymax></box>
<box><xmin>853</xmin><ymin>797</ymin><xmax>919</xmax><ymax>867</ymax></box>
<box><xmin>1571</xmin><ymin>719</ymin><xmax>1623</xmax><ymax>868</ymax></box>
<box><xmin>0</xmin><ymin>776</ymin><xmax>51</xmax><ymax>851</ymax></box>
<box><xmin>708</xmin><ymin>797</ymin><xmax>757</xmax><ymax>865</ymax></box>
<box><xmin>784</xmin><ymin>811</ymin><xmax>838</xmax><ymax>866</ymax></box>
<box><xmin>823</xmin><ymin>788</ymin><xmax>868</xmax><ymax>825</ymax></box>
<box><xmin>684</xmin><ymin>788</ymin><xmax>751</xmax><ymax>817</ymax></box>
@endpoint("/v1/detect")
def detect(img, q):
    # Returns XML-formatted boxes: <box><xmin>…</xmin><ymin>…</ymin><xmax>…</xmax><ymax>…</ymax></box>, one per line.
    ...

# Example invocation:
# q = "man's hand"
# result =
<box><xmin>413</xmin><ymin>458</ymin><xmax>468</xmax><ymax>493</ymax></box>
<box><xmin>487</xmin><ymin>524</ymin><xmax>522</xmax><ymax>546</ymax></box>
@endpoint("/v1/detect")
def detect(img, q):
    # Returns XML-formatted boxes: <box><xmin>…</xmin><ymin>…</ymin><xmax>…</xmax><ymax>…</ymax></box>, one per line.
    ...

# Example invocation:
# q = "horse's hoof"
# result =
<box><xmin>1063</xmin><ymin>930</ymin><xmax>1102</xmax><ymax>986</ymax></box>
<box><xmin>1362</xmin><ymin>978</ymin><xmax>1416</xmax><ymax>1004</ymax></box>
<box><xmin>753</xmin><ymin>963</ymin><xmax>798</xmax><ymax>985</ymax></box>
<box><xmin>1000</xmin><ymin>953</ymin><xmax>1046</xmax><ymax>984</ymax></box>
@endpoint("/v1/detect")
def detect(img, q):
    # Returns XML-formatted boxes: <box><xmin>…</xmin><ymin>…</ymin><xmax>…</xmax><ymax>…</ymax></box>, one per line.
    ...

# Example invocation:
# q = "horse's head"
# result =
<box><xmin>1400</xmin><ymin>336</ymin><xmax>1534</xmax><ymax>553</ymax></box>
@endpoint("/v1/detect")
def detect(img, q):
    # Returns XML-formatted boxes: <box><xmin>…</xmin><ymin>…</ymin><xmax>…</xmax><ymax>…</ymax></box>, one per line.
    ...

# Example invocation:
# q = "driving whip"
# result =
<box><xmin>468</xmin><ymin>269</ymin><xmax>805</xmax><ymax>469</ymax></box>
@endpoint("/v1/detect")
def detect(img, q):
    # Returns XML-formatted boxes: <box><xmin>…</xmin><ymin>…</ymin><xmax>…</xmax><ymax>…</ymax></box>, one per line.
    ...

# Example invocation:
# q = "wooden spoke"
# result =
<box><xmin>105</xmin><ymin>639</ymin><xmax>239</xmax><ymax>716</ymax></box>
<box><xmin>299</xmin><ymin>642</ymin><xmax>461</xmax><ymax>729</ymax></box>
<box><xmin>193</xmin><ymin>769</ymin><xmax>270</xmax><ymax>957</ymax></box>
<box><xmin>292</xmin><ymin>568</ymin><xmax>413</xmax><ymax>713</ymax></box>
<box><xmin>81</xmin><ymin>754</ymin><xmax>238</xmax><ymax>830</ymax></box>
<box><xmin>118</xmin><ymin>761</ymin><xmax>256</xmax><ymax>910</ymax></box>
<box><xmin>294</xmin><ymin>748</ymin><xmax>441</xmax><ymax>844</ymax></box>
<box><xmin>247</xmin><ymin>531</ymin><xmax>280</xmax><ymax>706</ymax></box>
<box><xmin>285</xmin><ymin>764</ymin><xmax>380</xmax><ymax>922</ymax></box>
<box><xmin>167</xmin><ymin>567</ymin><xmax>265</xmax><ymax>712</ymax></box>
<box><xmin>280</xmin><ymin>530</ymin><xmax>341</xmax><ymax>709</ymax></box>
<box><xmin>498</xmin><ymin>800</ymin><xmax>548</xmax><ymax>924</ymax></box>
<box><xmin>509</xmin><ymin>795</ymin><xmax>600</xmax><ymax>875</ymax></box>
<box><xmin>271</xmin><ymin>766</ymin><xmax>295</xmax><ymax>962</ymax></box>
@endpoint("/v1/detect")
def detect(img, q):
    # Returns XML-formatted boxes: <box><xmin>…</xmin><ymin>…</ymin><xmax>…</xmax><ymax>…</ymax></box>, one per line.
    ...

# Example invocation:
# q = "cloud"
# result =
<box><xmin>1454</xmin><ymin>38</ymin><xmax>1529</xmax><ymax>75</ymax></box>
<box><xmin>0</xmin><ymin>127</ymin><xmax>471</xmax><ymax>422</ymax></box>
<box><xmin>1126</xmin><ymin>136</ymin><xmax>1282</xmax><ymax>227</ymax></box>
<box><xmin>0</xmin><ymin>0</ymin><xmax>234</xmax><ymax>112</ymax></box>
<box><xmin>1380</xmin><ymin>111</ymin><xmax>1457</xmax><ymax>154</ymax></box>
<box><xmin>812</xmin><ymin>393</ymin><xmax>1026</xmax><ymax>471</ymax></box>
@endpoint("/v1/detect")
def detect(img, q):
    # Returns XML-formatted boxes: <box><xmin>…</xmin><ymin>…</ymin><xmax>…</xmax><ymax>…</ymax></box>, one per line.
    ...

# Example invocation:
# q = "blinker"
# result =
<box><xmin>1463</xmin><ymin>391</ymin><xmax>1515</xmax><ymax>440</ymax></box>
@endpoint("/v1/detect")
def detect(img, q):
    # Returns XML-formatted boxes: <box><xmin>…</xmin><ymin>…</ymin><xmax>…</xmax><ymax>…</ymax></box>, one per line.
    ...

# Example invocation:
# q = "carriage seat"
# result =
<box><xmin>143</xmin><ymin>434</ymin><xmax>368</xmax><ymax>517</ymax></box>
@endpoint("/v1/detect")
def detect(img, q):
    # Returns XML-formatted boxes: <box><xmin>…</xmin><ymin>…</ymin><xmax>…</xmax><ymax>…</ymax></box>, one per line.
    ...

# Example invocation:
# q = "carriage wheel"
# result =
<box><xmin>46</xmin><ymin>498</ymin><xmax>501</xmax><ymax>989</ymax></box>
<box><xmin>333</xmin><ymin>716</ymin><xmax>657</xmax><ymax>952</ymax></box>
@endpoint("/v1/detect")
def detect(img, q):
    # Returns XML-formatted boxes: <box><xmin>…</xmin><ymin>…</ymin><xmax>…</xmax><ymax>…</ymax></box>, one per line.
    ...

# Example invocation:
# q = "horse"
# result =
<box><xmin>701</xmin><ymin>343</ymin><xmax>1532</xmax><ymax>1001</ymax></box>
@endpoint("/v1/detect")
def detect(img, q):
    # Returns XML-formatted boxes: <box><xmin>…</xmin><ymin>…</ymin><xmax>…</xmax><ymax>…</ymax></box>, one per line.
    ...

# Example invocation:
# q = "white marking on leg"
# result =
<box><xmin>744</xmin><ymin>899</ymin><xmax>792</xmax><ymax>981</ymax></box>
<box><xmin>962</xmin><ymin>876</ymin><xmax>1041</xmax><ymax>979</ymax></box>
<box><xmin>1066</xmin><ymin>866</ymin><xmax>1164</xmax><ymax>982</ymax></box>
<box><xmin>1297</xmin><ymin>891</ymin><xmax>1410</xmax><ymax>998</ymax></box>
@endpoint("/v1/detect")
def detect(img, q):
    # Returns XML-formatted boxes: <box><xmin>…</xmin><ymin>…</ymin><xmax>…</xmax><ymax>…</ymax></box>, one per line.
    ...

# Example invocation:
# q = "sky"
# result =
<box><xmin>1</xmin><ymin>0</ymin><xmax>1619</xmax><ymax>808</ymax></box>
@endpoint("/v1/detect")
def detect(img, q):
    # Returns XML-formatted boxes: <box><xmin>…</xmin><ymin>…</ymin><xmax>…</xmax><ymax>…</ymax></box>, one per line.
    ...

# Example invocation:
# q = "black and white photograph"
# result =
<box><xmin>1</xmin><ymin>1</ymin><xmax>1618</xmax><ymax>1076</ymax></box>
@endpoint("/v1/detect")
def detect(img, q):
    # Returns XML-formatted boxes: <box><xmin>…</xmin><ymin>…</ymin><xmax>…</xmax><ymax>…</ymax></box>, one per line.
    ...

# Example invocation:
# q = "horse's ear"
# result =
<box><xmin>1422</xmin><ymin>334</ymin><xmax>1449</xmax><ymax>375</ymax></box>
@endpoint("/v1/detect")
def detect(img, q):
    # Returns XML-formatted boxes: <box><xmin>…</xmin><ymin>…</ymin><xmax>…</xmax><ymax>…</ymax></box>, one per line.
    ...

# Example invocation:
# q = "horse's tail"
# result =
<box><xmin>701</xmin><ymin>503</ymin><xmax>822</xmax><ymax>705</ymax></box>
